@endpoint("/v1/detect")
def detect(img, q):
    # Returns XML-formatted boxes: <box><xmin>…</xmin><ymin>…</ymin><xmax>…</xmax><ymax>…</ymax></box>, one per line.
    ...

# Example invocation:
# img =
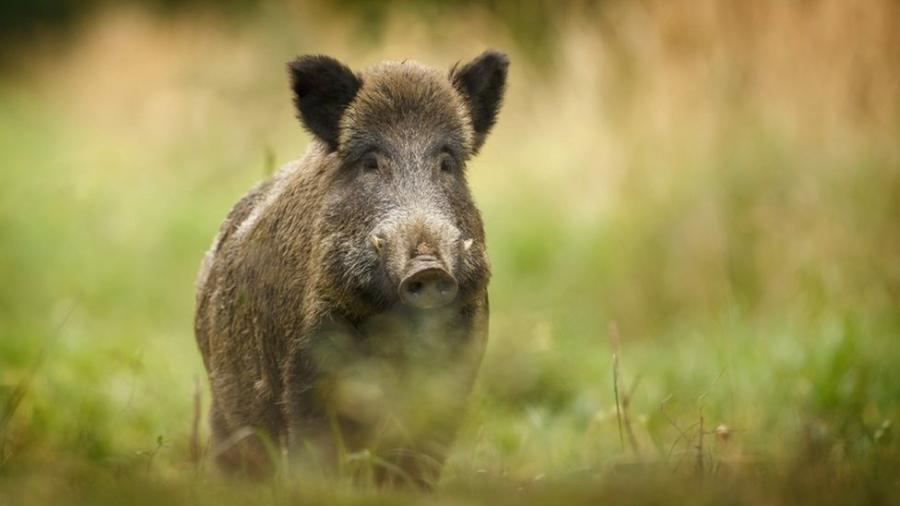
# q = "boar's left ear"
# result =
<box><xmin>450</xmin><ymin>50</ymin><xmax>509</xmax><ymax>152</ymax></box>
<box><xmin>288</xmin><ymin>55</ymin><xmax>362</xmax><ymax>151</ymax></box>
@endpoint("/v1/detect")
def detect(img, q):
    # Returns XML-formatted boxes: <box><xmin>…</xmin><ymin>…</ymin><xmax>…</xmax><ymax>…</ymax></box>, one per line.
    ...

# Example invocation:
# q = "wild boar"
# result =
<box><xmin>194</xmin><ymin>50</ymin><xmax>508</xmax><ymax>487</ymax></box>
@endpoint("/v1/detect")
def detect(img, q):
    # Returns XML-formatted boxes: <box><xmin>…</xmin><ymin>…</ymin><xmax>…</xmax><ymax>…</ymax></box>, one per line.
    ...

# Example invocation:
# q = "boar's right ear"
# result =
<box><xmin>288</xmin><ymin>55</ymin><xmax>362</xmax><ymax>151</ymax></box>
<box><xmin>450</xmin><ymin>50</ymin><xmax>509</xmax><ymax>153</ymax></box>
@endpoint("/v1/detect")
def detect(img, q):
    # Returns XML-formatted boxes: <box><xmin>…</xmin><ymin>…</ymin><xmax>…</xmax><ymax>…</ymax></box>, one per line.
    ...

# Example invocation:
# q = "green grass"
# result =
<box><xmin>2</xmin><ymin>3</ymin><xmax>900</xmax><ymax>504</ymax></box>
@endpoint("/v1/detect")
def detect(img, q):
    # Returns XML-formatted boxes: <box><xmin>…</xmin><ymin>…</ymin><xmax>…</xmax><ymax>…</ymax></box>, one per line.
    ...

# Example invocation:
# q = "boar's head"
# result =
<box><xmin>288</xmin><ymin>51</ymin><xmax>508</xmax><ymax>317</ymax></box>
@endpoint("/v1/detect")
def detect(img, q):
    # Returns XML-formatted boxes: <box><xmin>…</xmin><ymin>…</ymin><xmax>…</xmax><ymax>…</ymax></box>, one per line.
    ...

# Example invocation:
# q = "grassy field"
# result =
<box><xmin>1</xmin><ymin>1</ymin><xmax>899</xmax><ymax>504</ymax></box>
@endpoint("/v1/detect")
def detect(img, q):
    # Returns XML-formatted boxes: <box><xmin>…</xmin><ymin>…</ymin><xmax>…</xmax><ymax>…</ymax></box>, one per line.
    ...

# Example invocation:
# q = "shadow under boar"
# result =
<box><xmin>194</xmin><ymin>50</ymin><xmax>508</xmax><ymax>487</ymax></box>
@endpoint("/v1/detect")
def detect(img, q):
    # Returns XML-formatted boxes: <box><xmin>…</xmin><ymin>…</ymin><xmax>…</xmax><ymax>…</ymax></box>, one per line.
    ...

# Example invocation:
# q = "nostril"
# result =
<box><xmin>437</xmin><ymin>279</ymin><xmax>454</xmax><ymax>294</ymax></box>
<box><xmin>407</xmin><ymin>281</ymin><xmax>424</xmax><ymax>294</ymax></box>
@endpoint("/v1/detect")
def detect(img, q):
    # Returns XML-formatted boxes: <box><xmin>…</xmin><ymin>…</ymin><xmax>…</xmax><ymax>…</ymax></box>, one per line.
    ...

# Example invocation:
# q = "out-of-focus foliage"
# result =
<box><xmin>5</xmin><ymin>0</ymin><xmax>583</xmax><ymax>65</ymax></box>
<box><xmin>1</xmin><ymin>0</ymin><xmax>899</xmax><ymax>504</ymax></box>
<box><xmin>0</xmin><ymin>0</ymin><xmax>256</xmax><ymax>46</ymax></box>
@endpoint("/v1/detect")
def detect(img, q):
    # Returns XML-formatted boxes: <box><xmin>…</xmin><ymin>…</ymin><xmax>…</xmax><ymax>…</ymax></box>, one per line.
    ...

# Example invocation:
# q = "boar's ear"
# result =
<box><xmin>288</xmin><ymin>55</ymin><xmax>362</xmax><ymax>151</ymax></box>
<box><xmin>450</xmin><ymin>50</ymin><xmax>509</xmax><ymax>152</ymax></box>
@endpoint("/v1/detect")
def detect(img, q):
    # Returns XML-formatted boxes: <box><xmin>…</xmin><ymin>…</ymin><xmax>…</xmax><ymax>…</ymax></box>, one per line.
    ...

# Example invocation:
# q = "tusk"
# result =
<box><xmin>370</xmin><ymin>235</ymin><xmax>384</xmax><ymax>252</ymax></box>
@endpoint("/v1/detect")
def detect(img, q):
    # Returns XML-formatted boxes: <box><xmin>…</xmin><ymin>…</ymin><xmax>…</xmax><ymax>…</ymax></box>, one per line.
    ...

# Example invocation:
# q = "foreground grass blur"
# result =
<box><xmin>1</xmin><ymin>1</ymin><xmax>899</xmax><ymax>503</ymax></box>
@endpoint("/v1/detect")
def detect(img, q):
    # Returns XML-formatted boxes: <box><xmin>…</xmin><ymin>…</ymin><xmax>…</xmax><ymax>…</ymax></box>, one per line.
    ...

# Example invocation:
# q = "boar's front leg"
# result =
<box><xmin>282</xmin><ymin>316</ymin><xmax>367</xmax><ymax>473</ymax></box>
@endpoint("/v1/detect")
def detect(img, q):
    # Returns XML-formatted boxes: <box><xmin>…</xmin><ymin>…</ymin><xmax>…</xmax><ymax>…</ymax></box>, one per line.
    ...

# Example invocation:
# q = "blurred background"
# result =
<box><xmin>1</xmin><ymin>0</ymin><xmax>899</xmax><ymax>503</ymax></box>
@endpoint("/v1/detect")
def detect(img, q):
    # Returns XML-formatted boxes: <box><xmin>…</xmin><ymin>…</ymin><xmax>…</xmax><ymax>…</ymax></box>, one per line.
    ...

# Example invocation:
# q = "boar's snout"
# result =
<box><xmin>398</xmin><ymin>256</ymin><xmax>458</xmax><ymax>309</ymax></box>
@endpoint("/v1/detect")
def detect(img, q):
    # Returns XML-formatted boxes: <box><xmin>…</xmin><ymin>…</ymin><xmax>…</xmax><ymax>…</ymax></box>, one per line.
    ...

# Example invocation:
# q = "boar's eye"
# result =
<box><xmin>439</xmin><ymin>151</ymin><xmax>457</xmax><ymax>173</ymax></box>
<box><xmin>361</xmin><ymin>154</ymin><xmax>380</xmax><ymax>172</ymax></box>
